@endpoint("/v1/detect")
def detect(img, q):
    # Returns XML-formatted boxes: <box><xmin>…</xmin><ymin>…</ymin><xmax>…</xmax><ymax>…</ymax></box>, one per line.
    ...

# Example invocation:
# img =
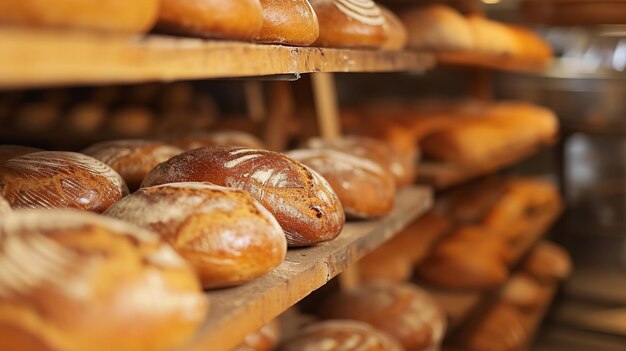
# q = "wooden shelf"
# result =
<box><xmin>182</xmin><ymin>186</ymin><xmax>433</xmax><ymax>351</ymax></box>
<box><xmin>0</xmin><ymin>28</ymin><xmax>435</xmax><ymax>89</ymax></box>
<box><xmin>437</xmin><ymin>51</ymin><xmax>550</xmax><ymax>73</ymax></box>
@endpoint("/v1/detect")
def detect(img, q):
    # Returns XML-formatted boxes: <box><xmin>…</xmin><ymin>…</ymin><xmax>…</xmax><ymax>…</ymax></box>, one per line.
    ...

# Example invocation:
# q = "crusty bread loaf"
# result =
<box><xmin>0</xmin><ymin>194</ymin><xmax>11</xmax><ymax>215</ymax></box>
<box><xmin>0</xmin><ymin>145</ymin><xmax>42</xmax><ymax>164</ymax></box>
<box><xmin>287</xmin><ymin>149</ymin><xmax>396</xmax><ymax>219</ymax></box>
<box><xmin>157</xmin><ymin>0</ymin><xmax>264</xmax><ymax>40</ymax></box>
<box><xmin>0</xmin><ymin>151</ymin><xmax>128</xmax><ymax>213</ymax></box>
<box><xmin>234</xmin><ymin>319</ymin><xmax>281</xmax><ymax>351</ymax></box>
<box><xmin>400</xmin><ymin>5</ymin><xmax>474</xmax><ymax>51</ymax></box>
<box><xmin>82</xmin><ymin>140</ymin><xmax>183</xmax><ymax>191</ymax></box>
<box><xmin>0</xmin><ymin>209</ymin><xmax>208</xmax><ymax>351</ymax></box>
<box><xmin>500</xmin><ymin>274</ymin><xmax>543</xmax><ymax>309</ymax></box>
<box><xmin>142</xmin><ymin>146</ymin><xmax>344</xmax><ymax>247</ymax></box>
<box><xmin>105</xmin><ymin>182</ymin><xmax>287</xmax><ymax>288</ymax></box>
<box><xmin>256</xmin><ymin>0</ymin><xmax>319</xmax><ymax>45</ymax></box>
<box><xmin>311</xmin><ymin>0</ymin><xmax>387</xmax><ymax>49</ymax></box>
<box><xmin>522</xmin><ymin>241</ymin><xmax>571</xmax><ymax>282</ymax></box>
<box><xmin>465</xmin><ymin>302</ymin><xmax>528</xmax><ymax>351</ymax></box>
<box><xmin>320</xmin><ymin>282</ymin><xmax>446</xmax><ymax>351</ymax></box>
<box><xmin>0</xmin><ymin>0</ymin><xmax>159</xmax><ymax>33</ymax></box>
<box><xmin>171</xmin><ymin>131</ymin><xmax>266</xmax><ymax>150</ymax></box>
<box><xmin>381</xmin><ymin>6</ymin><xmax>407</xmax><ymax>51</ymax></box>
<box><xmin>280</xmin><ymin>320</ymin><xmax>404</xmax><ymax>351</ymax></box>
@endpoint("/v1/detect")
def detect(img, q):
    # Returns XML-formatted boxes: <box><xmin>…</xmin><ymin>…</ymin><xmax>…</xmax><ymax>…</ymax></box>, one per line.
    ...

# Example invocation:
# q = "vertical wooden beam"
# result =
<box><xmin>468</xmin><ymin>69</ymin><xmax>493</xmax><ymax>102</ymax></box>
<box><xmin>311</xmin><ymin>72</ymin><xmax>341</xmax><ymax>139</ymax></box>
<box><xmin>264</xmin><ymin>81</ymin><xmax>294</xmax><ymax>151</ymax></box>
<box><xmin>244</xmin><ymin>81</ymin><xmax>266</xmax><ymax>122</ymax></box>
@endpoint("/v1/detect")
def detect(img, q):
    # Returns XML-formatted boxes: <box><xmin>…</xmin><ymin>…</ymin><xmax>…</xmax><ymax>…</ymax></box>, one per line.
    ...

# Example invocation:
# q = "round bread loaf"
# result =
<box><xmin>0</xmin><ymin>145</ymin><xmax>42</xmax><ymax>164</ymax></box>
<box><xmin>142</xmin><ymin>146</ymin><xmax>344</xmax><ymax>247</ymax></box>
<box><xmin>522</xmin><ymin>241</ymin><xmax>571</xmax><ymax>282</ymax></box>
<box><xmin>0</xmin><ymin>0</ymin><xmax>159</xmax><ymax>33</ymax></box>
<box><xmin>466</xmin><ymin>302</ymin><xmax>528</xmax><ymax>351</ymax></box>
<box><xmin>287</xmin><ymin>149</ymin><xmax>395</xmax><ymax>219</ymax></box>
<box><xmin>417</xmin><ymin>253</ymin><xmax>509</xmax><ymax>291</ymax></box>
<box><xmin>66</xmin><ymin>102</ymin><xmax>107</xmax><ymax>134</ymax></box>
<box><xmin>400</xmin><ymin>5</ymin><xmax>474</xmax><ymax>51</ymax></box>
<box><xmin>311</xmin><ymin>0</ymin><xmax>387</xmax><ymax>48</ymax></box>
<box><xmin>0</xmin><ymin>194</ymin><xmax>11</xmax><ymax>215</ymax></box>
<box><xmin>381</xmin><ymin>6</ymin><xmax>407</xmax><ymax>51</ymax></box>
<box><xmin>0</xmin><ymin>151</ymin><xmax>128</xmax><ymax>213</ymax></box>
<box><xmin>500</xmin><ymin>274</ymin><xmax>543</xmax><ymax>309</ymax></box>
<box><xmin>171</xmin><ymin>131</ymin><xmax>266</xmax><ymax>151</ymax></box>
<box><xmin>234</xmin><ymin>319</ymin><xmax>281</xmax><ymax>351</ymax></box>
<box><xmin>109</xmin><ymin>106</ymin><xmax>154</xmax><ymax>137</ymax></box>
<box><xmin>467</xmin><ymin>15</ymin><xmax>518</xmax><ymax>56</ymax></box>
<box><xmin>281</xmin><ymin>320</ymin><xmax>404</xmax><ymax>351</ymax></box>
<box><xmin>256</xmin><ymin>0</ymin><xmax>319</xmax><ymax>45</ymax></box>
<box><xmin>105</xmin><ymin>182</ymin><xmax>287</xmax><ymax>288</ymax></box>
<box><xmin>319</xmin><ymin>282</ymin><xmax>446</xmax><ymax>351</ymax></box>
<box><xmin>0</xmin><ymin>209</ymin><xmax>208</xmax><ymax>351</ymax></box>
<box><xmin>82</xmin><ymin>140</ymin><xmax>183</xmax><ymax>191</ymax></box>
<box><xmin>157</xmin><ymin>0</ymin><xmax>264</xmax><ymax>40</ymax></box>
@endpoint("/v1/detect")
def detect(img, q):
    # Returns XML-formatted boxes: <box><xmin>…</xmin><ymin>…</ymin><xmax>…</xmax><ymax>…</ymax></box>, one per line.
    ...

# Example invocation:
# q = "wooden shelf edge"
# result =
<box><xmin>0</xmin><ymin>28</ymin><xmax>435</xmax><ymax>89</ymax></box>
<box><xmin>183</xmin><ymin>186</ymin><xmax>433</xmax><ymax>351</ymax></box>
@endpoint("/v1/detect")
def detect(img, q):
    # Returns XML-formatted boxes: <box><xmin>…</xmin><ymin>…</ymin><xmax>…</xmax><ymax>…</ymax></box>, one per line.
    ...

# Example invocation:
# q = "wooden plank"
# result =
<box><xmin>311</xmin><ymin>73</ymin><xmax>342</xmax><ymax>139</ymax></box>
<box><xmin>437</xmin><ymin>51</ymin><xmax>549</xmax><ymax>73</ymax></box>
<box><xmin>0</xmin><ymin>28</ymin><xmax>435</xmax><ymax>89</ymax></box>
<box><xmin>183</xmin><ymin>186</ymin><xmax>433</xmax><ymax>351</ymax></box>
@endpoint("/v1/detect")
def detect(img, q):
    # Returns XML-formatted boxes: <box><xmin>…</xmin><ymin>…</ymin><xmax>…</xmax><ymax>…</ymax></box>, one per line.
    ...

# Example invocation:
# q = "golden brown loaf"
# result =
<box><xmin>320</xmin><ymin>282</ymin><xmax>446</xmax><ymax>351</ymax></box>
<box><xmin>381</xmin><ymin>6</ymin><xmax>407</xmax><ymax>51</ymax></box>
<box><xmin>467</xmin><ymin>15</ymin><xmax>518</xmax><ymax>56</ymax></box>
<box><xmin>142</xmin><ymin>146</ymin><xmax>345</xmax><ymax>247</ymax></box>
<box><xmin>0</xmin><ymin>151</ymin><xmax>128</xmax><ymax>213</ymax></box>
<box><xmin>82</xmin><ymin>140</ymin><xmax>183</xmax><ymax>191</ymax></box>
<box><xmin>109</xmin><ymin>106</ymin><xmax>155</xmax><ymax>137</ymax></box>
<box><xmin>171</xmin><ymin>131</ymin><xmax>266</xmax><ymax>150</ymax></box>
<box><xmin>0</xmin><ymin>0</ymin><xmax>159</xmax><ymax>33</ymax></box>
<box><xmin>256</xmin><ymin>0</ymin><xmax>319</xmax><ymax>45</ymax></box>
<box><xmin>0</xmin><ymin>145</ymin><xmax>42</xmax><ymax>164</ymax></box>
<box><xmin>234</xmin><ymin>319</ymin><xmax>281</xmax><ymax>351</ymax></box>
<box><xmin>105</xmin><ymin>182</ymin><xmax>287</xmax><ymax>289</ymax></box>
<box><xmin>66</xmin><ymin>102</ymin><xmax>107</xmax><ymax>134</ymax></box>
<box><xmin>522</xmin><ymin>241</ymin><xmax>572</xmax><ymax>282</ymax></box>
<box><xmin>465</xmin><ymin>302</ymin><xmax>528</xmax><ymax>351</ymax></box>
<box><xmin>157</xmin><ymin>0</ymin><xmax>264</xmax><ymax>40</ymax></box>
<box><xmin>280</xmin><ymin>320</ymin><xmax>404</xmax><ymax>351</ymax></box>
<box><xmin>287</xmin><ymin>149</ymin><xmax>396</xmax><ymax>219</ymax></box>
<box><xmin>0</xmin><ymin>209</ymin><xmax>208</xmax><ymax>351</ymax></box>
<box><xmin>311</xmin><ymin>0</ymin><xmax>387</xmax><ymax>49</ymax></box>
<box><xmin>500</xmin><ymin>274</ymin><xmax>544</xmax><ymax>309</ymax></box>
<box><xmin>400</xmin><ymin>5</ymin><xmax>474</xmax><ymax>51</ymax></box>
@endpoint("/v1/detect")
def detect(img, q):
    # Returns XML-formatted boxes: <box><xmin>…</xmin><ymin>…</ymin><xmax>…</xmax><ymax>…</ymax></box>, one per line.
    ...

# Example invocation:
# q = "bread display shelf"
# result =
<box><xmin>183</xmin><ymin>186</ymin><xmax>433</xmax><ymax>351</ymax></box>
<box><xmin>418</xmin><ymin>140</ymin><xmax>554</xmax><ymax>189</ymax></box>
<box><xmin>425</xmin><ymin>201</ymin><xmax>563</xmax><ymax>329</ymax></box>
<box><xmin>0</xmin><ymin>28</ymin><xmax>435</xmax><ymax>89</ymax></box>
<box><xmin>437</xmin><ymin>51</ymin><xmax>549</xmax><ymax>73</ymax></box>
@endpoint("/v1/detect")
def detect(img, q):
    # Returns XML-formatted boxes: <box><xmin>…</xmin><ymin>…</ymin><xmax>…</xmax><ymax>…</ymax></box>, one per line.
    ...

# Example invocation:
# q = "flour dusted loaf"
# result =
<box><xmin>157</xmin><ymin>0</ymin><xmax>264</xmax><ymax>40</ymax></box>
<box><xmin>311</xmin><ymin>0</ymin><xmax>387</xmax><ymax>48</ymax></box>
<box><xmin>82</xmin><ymin>140</ymin><xmax>183</xmax><ymax>191</ymax></box>
<box><xmin>320</xmin><ymin>282</ymin><xmax>446</xmax><ymax>351</ymax></box>
<box><xmin>0</xmin><ymin>210</ymin><xmax>208</xmax><ymax>351</ymax></box>
<box><xmin>142</xmin><ymin>146</ymin><xmax>344</xmax><ymax>247</ymax></box>
<box><xmin>234</xmin><ymin>319</ymin><xmax>281</xmax><ymax>351</ymax></box>
<box><xmin>105</xmin><ymin>182</ymin><xmax>287</xmax><ymax>288</ymax></box>
<box><xmin>0</xmin><ymin>0</ymin><xmax>159</xmax><ymax>33</ymax></box>
<box><xmin>280</xmin><ymin>320</ymin><xmax>404</xmax><ymax>351</ymax></box>
<box><xmin>171</xmin><ymin>131</ymin><xmax>266</xmax><ymax>150</ymax></box>
<box><xmin>287</xmin><ymin>149</ymin><xmax>395</xmax><ymax>219</ymax></box>
<box><xmin>256</xmin><ymin>0</ymin><xmax>319</xmax><ymax>45</ymax></box>
<box><xmin>0</xmin><ymin>151</ymin><xmax>128</xmax><ymax>213</ymax></box>
<box><xmin>400</xmin><ymin>5</ymin><xmax>474</xmax><ymax>51</ymax></box>
<box><xmin>0</xmin><ymin>145</ymin><xmax>42</xmax><ymax>164</ymax></box>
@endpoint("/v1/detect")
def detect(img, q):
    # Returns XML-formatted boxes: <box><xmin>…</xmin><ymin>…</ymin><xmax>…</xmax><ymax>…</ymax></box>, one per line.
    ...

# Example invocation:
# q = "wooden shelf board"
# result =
<box><xmin>0</xmin><ymin>28</ymin><xmax>435</xmax><ymax>89</ymax></box>
<box><xmin>437</xmin><ymin>51</ymin><xmax>549</xmax><ymax>73</ymax></box>
<box><xmin>183</xmin><ymin>186</ymin><xmax>433</xmax><ymax>351</ymax></box>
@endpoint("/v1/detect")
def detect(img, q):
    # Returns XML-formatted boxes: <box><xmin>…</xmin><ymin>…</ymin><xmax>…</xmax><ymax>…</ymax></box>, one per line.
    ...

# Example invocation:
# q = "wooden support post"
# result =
<box><xmin>264</xmin><ymin>81</ymin><xmax>294</xmax><ymax>151</ymax></box>
<box><xmin>468</xmin><ymin>69</ymin><xmax>493</xmax><ymax>102</ymax></box>
<box><xmin>244</xmin><ymin>81</ymin><xmax>266</xmax><ymax>122</ymax></box>
<box><xmin>311</xmin><ymin>72</ymin><xmax>341</xmax><ymax>139</ymax></box>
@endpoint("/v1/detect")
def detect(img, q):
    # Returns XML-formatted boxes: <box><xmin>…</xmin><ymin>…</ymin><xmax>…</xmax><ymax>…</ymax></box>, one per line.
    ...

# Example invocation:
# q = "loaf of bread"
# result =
<box><xmin>320</xmin><ymin>282</ymin><xmax>446</xmax><ymax>351</ymax></box>
<box><xmin>0</xmin><ymin>209</ymin><xmax>208</xmax><ymax>351</ymax></box>
<box><xmin>16</xmin><ymin>102</ymin><xmax>60</xmax><ymax>133</ymax></box>
<box><xmin>171</xmin><ymin>131</ymin><xmax>266</xmax><ymax>150</ymax></box>
<box><xmin>0</xmin><ymin>0</ymin><xmax>159</xmax><ymax>33</ymax></box>
<box><xmin>287</xmin><ymin>149</ymin><xmax>396</xmax><ymax>219</ymax></box>
<box><xmin>280</xmin><ymin>320</ymin><xmax>404</xmax><ymax>351</ymax></box>
<box><xmin>66</xmin><ymin>102</ymin><xmax>107</xmax><ymax>134</ymax></box>
<box><xmin>500</xmin><ymin>273</ymin><xmax>544</xmax><ymax>309</ymax></box>
<box><xmin>0</xmin><ymin>145</ymin><xmax>42</xmax><ymax>164</ymax></box>
<box><xmin>0</xmin><ymin>151</ymin><xmax>128</xmax><ymax>213</ymax></box>
<box><xmin>142</xmin><ymin>146</ymin><xmax>344</xmax><ymax>247</ymax></box>
<box><xmin>157</xmin><ymin>0</ymin><xmax>264</xmax><ymax>40</ymax></box>
<box><xmin>442</xmin><ymin>178</ymin><xmax>506</xmax><ymax>223</ymax></box>
<box><xmin>256</xmin><ymin>0</ymin><xmax>319</xmax><ymax>45</ymax></box>
<box><xmin>522</xmin><ymin>241</ymin><xmax>571</xmax><ymax>282</ymax></box>
<box><xmin>381</xmin><ymin>6</ymin><xmax>407</xmax><ymax>51</ymax></box>
<box><xmin>467</xmin><ymin>15</ymin><xmax>518</xmax><ymax>56</ymax></box>
<box><xmin>82</xmin><ymin>140</ymin><xmax>183</xmax><ymax>191</ymax></box>
<box><xmin>400</xmin><ymin>5</ymin><xmax>474</xmax><ymax>51</ymax></box>
<box><xmin>0</xmin><ymin>194</ymin><xmax>10</xmax><ymax>215</ymax></box>
<box><xmin>109</xmin><ymin>106</ymin><xmax>155</xmax><ymax>137</ymax></box>
<box><xmin>465</xmin><ymin>302</ymin><xmax>528</xmax><ymax>351</ymax></box>
<box><xmin>311</xmin><ymin>0</ymin><xmax>387</xmax><ymax>48</ymax></box>
<box><xmin>234</xmin><ymin>319</ymin><xmax>281</xmax><ymax>351</ymax></box>
<box><xmin>105</xmin><ymin>182</ymin><xmax>287</xmax><ymax>288</ymax></box>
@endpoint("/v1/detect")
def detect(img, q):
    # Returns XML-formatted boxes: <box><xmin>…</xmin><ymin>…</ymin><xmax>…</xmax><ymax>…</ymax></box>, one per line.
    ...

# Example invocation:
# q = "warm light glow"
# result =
<box><xmin>482</xmin><ymin>0</ymin><xmax>500</xmax><ymax>4</ymax></box>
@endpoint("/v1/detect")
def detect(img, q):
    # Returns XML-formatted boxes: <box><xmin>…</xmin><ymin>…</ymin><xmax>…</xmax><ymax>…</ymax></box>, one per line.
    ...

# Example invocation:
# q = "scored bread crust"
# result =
<box><xmin>256</xmin><ymin>0</ymin><xmax>320</xmax><ymax>45</ymax></box>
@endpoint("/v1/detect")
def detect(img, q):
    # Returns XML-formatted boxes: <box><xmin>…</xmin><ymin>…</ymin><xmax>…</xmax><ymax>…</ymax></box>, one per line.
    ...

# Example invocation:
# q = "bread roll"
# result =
<box><xmin>280</xmin><ymin>320</ymin><xmax>404</xmax><ymax>351</ymax></box>
<box><xmin>311</xmin><ymin>0</ymin><xmax>387</xmax><ymax>49</ymax></box>
<box><xmin>66</xmin><ymin>102</ymin><xmax>107</xmax><ymax>134</ymax></box>
<box><xmin>442</xmin><ymin>178</ymin><xmax>506</xmax><ymax>223</ymax></box>
<box><xmin>256</xmin><ymin>0</ymin><xmax>319</xmax><ymax>45</ymax></box>
<box><xmin>522</xmin><ymin>241</ymin><xmax>571</xmax><ymax>282</ymax></box>
<box><xmin>381</xmin><ymin>6</ymin><xmax>407</xmax><ymax>51</ymax></box>
<box><xmin>142</xmin><ymin>146</ymin><xmax>344</xmax><ymax>247</ymax></box>
<box><xmin>0</xmin><ymin>209</ymin><xmax>208</xmax><ymax>351</ymax></box>
<box><xmin>287</xmin><ymin>149</ymin><xmax>396</xmax><ymax>219</ymax></box>
<box><xmin>465</xmin><ymin>302</ymin><xmax>528</xmax><ymax>351</ymax></box>
<box><xmin>0</xmin><ymin>151</ymin><xmax>128</xmax><ymax>213</ymax></box>
<box><xmin>0</xmin><ymin>0</ymin><xmax>159</xmax><ymax>33</ymax></box>
<box><xmin>105</xmin><ymin>182</ymin><xmax>287</xmax><ymax>288</ymax></box>
<box><xmin>82</xmin><ymin>140</ymin><xmax>183</xmax><ymax>191</ymax></box>
<box><xmin>157</xmin><ymin>0</ymin><xmax>264</xmax><ymax>40</ymax></box>
<box><xmin>508</xmin><ymin>25</ymin><xmax>552</xmax><ymax>61</ymax></box>
<box><xmin>500</xmin><ymin>274</ymin><xmax>543</xmax><ymax>309</ymax></box>
<box><xmin>0</xmin><ymin>145</ymin><xmax>42</xmax><ymax>164</ymax></box>
<box><xmin>234</xmin><ymin>319</ymin><xmax>281</xmax><ymax>351</ymax></box>
<box><xmin>400</xmin><ymin>5</ymin><xmax>474</xmax><ymax>51</ymax></box>
<box><xmin>320</xmin><ymin>282</ymin><xmax>446</xmax><ymax>351</ymax></box>
<box><xmin>467</xmin><ymin>15</ymin><xmax>518</xmax><ymax>56</ymax></box>
<box><xmin>0</xmin><ymin>194</ymin><xmax>11</xmax><ymax>215</ymax></box>
<box><xmin>172</xmin><ymin>131</ymin><xmax>266</xmax><ymax>150</ymax></box>
<box><xmin>109</xmin><ymin>106</ymin><xmax>154</xmax><ymax>137</ymax></box>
